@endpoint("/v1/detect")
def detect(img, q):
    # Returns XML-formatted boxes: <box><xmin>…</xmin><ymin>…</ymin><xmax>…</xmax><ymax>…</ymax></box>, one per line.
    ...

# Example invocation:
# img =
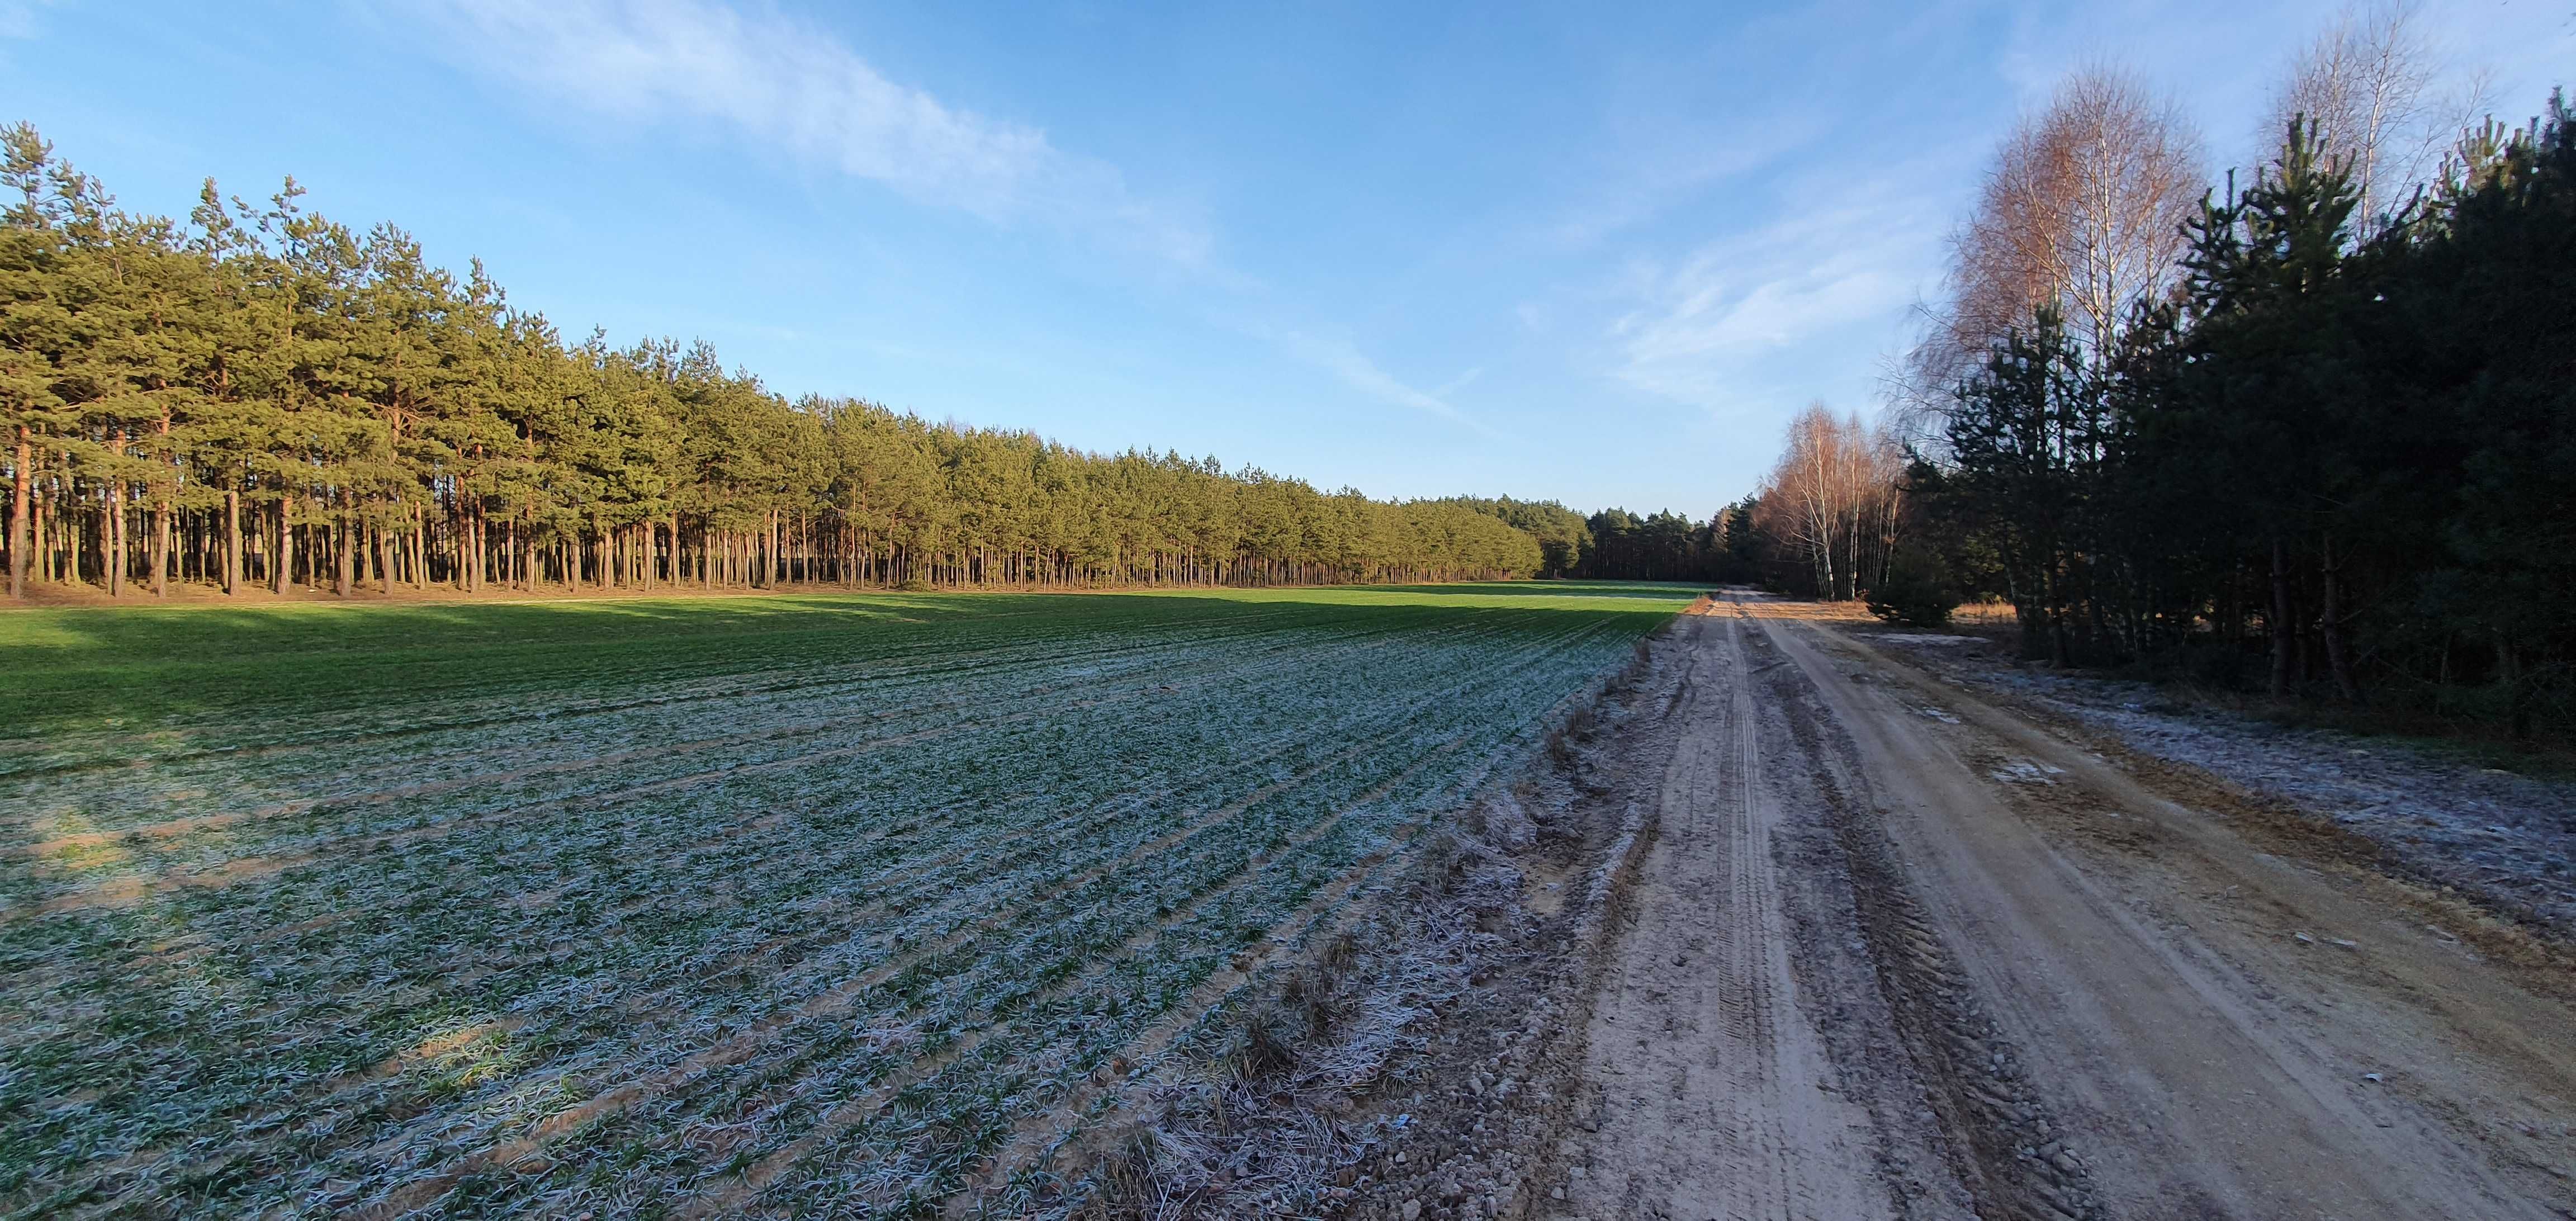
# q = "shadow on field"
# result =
<box><xmin>0</xmin><ymin>583</ymin><xmax>1707</xmax><ymax>742</ymax></box>
<box><xmin>1361</xmin><ymin>581</ymin><xmax>1711</xmax><ymax>602</ymax></box>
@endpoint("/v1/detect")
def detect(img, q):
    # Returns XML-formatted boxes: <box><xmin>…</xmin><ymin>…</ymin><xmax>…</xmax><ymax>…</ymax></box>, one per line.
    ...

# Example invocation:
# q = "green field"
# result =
<box><xmin>0</xmin><ymin>582</ymin><xmax>1698</xmax><ymax>1216</ymax></box>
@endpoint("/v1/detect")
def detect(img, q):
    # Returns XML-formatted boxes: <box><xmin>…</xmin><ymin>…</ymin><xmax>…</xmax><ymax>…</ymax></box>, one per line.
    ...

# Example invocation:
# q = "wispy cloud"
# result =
<box><xmin>1546</xmin><ymin>113</ymin><xmax>1824</xmax><ymax>250</ymax></box>
<box><xmin>1266</xmin><ymin>328</ymin><xmax>1489</xmax><ymax>434</ymax></box>
<box><xmin>1607</xmin><ymin>182</ymin><xmax>1938</xmax><ymax>411</ymax></box>
<box><xmin>1431</xmin><ymin>367</ymin><xmax>1484</xmax><ymax>400</ymax></box>
<box><xmin>0</xmin><ymin>0</ymin><xmax>59</xmax><ymax>39</ymax></box>
<box><xmin>401</xmin><ymin>0</ymin><xmax>1209</xmax><ymax>264</ymax></box>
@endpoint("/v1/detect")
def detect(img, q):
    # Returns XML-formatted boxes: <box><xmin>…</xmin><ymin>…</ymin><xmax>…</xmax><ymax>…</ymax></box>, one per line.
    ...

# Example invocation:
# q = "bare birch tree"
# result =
<box><xmin>1896</xmin><ymin>68</ymin><xmax>2202</xmax><ymax>440</ymax></box>
<box><xmin>2264</xmin><ymin>0</ymin><xmax>2488</xmax><ymax>234</ymax></box>
<box><xmin>1756</xmin><ymin>404</ymin><xmax>1906</xmax><ymax>601</ymax></box>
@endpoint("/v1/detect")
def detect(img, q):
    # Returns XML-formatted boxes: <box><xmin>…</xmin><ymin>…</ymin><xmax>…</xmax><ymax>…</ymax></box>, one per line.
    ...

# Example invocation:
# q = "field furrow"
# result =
<box><xmin>0</xmin><ymin>584</ymin><xmax>1695</xmax><ymax>1217</ymax></box>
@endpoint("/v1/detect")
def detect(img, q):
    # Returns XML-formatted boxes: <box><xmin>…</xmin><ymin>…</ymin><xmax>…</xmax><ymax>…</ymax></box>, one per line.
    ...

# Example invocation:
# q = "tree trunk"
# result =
<box><xmin>411</xmin><ymin>507</ymin><xmax>428</xmax><ymax>590</ymax></box>
<box><xmin>2043</xmin><ymin>561</ymin><xmax>2072</xmax><ymax>666</ymax></box>
<box><xmin>2269</xmin><ymin>536</ymin><xmax>2294</xmax><ymax>699</ymax></box>
<box><xmin>8</xmin><ymin>428</ymin><xmax>27</xmax><ymax>600</ymax></box>
<box><xmin>2498</xmin><ymin>635</ymin><xmax>2532</xmax><ymax>742</ymax></box>
<box><xmin>53</xmin><ymin>491</ymin><xmax>71</xmax><ymax>583</ymax></box>
<box><xmin>106</xmin><ymin>471</ymin><xmax>126</xmax><ymax>598</ymax></box>
<box><xmin>152</xmin><ymin>496</ymin><xmax>170</xmax><ymax>598</ymax></box>
<box><xmin>222</xmin><ymin>488</ymin><xmax>240</xmax><ymax>595</ymax></box>
<box><xmin>272</xmin><ymin>500</ymin><xmax>292</xmax><ymax>594</ymax></box>
<box><xmin>2319</xmin><ymin>533</ymin><xmax>2364</xmax><ymax>705</ymax></box>
<box><xmin>61</xmin><ymin>482</ymin><xmax>79</xmax><ymax>585</ymax></box>
<box><xmin>334</xmin><ymin>510</ymin><xmax>354</xmax><ymax>597</ymax></box>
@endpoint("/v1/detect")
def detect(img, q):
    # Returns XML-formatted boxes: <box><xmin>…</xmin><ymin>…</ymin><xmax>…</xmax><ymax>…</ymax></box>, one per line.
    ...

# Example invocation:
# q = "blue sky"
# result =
<box><xmin>2</xmin><ymin>1</ymin><xmax>2565</xmax><ymax>517</ymax></box>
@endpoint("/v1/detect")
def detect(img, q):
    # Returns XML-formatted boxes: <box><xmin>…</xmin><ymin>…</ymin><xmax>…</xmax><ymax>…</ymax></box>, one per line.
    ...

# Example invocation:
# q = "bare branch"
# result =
<box><xmin>1901</xmin><ymin>67</ymin><xmax>2201</xmax><ymax>424</ymax></box>
<box><xmin>2264</xmin><ymin>0</ymin><xmax>2475</xmax><ymax>233</ymax></box>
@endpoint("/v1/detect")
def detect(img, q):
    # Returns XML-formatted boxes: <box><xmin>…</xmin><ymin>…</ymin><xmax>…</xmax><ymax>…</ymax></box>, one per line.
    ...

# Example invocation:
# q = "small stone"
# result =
<box><xmin>1551</xmin><ymin>1186</ymin><xmax>1566</xmax><ymax>1201</ymax></box>
<box><xmin>2363</xmin><ymin>1072</ymin><xmax>2383</xmax><ymax>1083</ymax></box>
<box><xmin>1401</xmin><ymin>1200</ymin><xmax>1422</xmax><ymax>1221</ymax></box>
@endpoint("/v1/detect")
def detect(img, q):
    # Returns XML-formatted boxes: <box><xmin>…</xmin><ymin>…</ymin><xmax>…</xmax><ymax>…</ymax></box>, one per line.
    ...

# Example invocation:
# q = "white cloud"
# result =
<box><xmin>1431</xmin><ymin>367</ymin><xmax>1484</xmax><ymax>400</ymax></box>
<box><xmin>1267</xmin><ymin>328</ymin><xmax>1489</xmax><ymax>433</ymax></box>
<box><xmin>1546</xmin><ymin>113</ymin><xmax>1825</xmax><ymax>250</ymax></box>
<box><xmin>1607</xmin><ymin>184</ymin><xmax>1938</xmax><ymax>411</ymax></box>
<box><xmin>0</xmin><ymin>0</ymin><xmax>58</xmax><ymax>39</ymax></box>
<box><xmin>402</xmin><ymin>0</ymin><xmax>1208</xmax><ymax>263</ymax></box>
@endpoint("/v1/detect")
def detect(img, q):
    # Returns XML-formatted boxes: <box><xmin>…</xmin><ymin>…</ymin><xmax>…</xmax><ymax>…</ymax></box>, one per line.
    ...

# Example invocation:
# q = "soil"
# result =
<box><xmin>1864</xmin><ymin>630</ymin><xmax>2576</xmax><ymax>937</ymax></box>
<box><xmin>1338</xmin><ymin>591</ymin><xmax>2576</xmax><ymax>1221</ymax></box>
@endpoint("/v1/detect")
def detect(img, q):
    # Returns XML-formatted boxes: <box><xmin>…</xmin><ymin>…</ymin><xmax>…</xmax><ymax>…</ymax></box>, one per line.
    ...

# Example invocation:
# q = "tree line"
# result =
<box><xmin>1825</xmin><ymin>5</ymin><xmax>2574</xmax><ymax>737</ymax></box>
<box><xmin>2</xmin><ymin>126</ymin><xmax>1557</xmax><ymax>602</ymax></box>
<box><xmin>1432</xmin><ymin>495</ymin><xmax>1737</xmax><ymax>584</ymax></box>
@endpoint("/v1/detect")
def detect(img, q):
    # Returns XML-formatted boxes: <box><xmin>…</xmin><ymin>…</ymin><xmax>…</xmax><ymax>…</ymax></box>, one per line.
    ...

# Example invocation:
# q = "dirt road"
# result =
<box><xmin>1545</xmin><ymin>593</ymin><xmax>2576</xmax><ymax>1220</ymax></box>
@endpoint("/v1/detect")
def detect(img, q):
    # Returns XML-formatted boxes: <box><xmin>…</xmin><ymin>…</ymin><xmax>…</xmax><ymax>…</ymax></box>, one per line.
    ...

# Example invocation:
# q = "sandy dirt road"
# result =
<box><xmin>1546</xmin><ymin>593</ymin><xmax>2576</xmax><ymax>1221</ymax></box>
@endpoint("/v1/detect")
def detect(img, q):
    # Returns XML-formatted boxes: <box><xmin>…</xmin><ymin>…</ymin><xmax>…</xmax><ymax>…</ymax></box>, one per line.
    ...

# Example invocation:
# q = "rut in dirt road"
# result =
<box><xmin>1565</xmin><ymin>605</ymin><xmax>1887</xmax><ymax>1218</ymax></box>
<box><xmin>1555</xmin><ymin>604</ymin><xmax>2002</xmax><ymax>1220</ymax></box>
<box><xmin>1542</xmin><ymin>592</ymin><xmax>2576</xmax><ymax>1221</ymax></box>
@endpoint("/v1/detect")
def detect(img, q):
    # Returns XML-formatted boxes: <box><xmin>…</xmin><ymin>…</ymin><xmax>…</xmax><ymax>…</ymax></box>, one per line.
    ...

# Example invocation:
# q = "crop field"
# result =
<box><xmin>0</xmin><ymin>583</ymin><xmax>1697</xmax><ymax>1217</ymax></box>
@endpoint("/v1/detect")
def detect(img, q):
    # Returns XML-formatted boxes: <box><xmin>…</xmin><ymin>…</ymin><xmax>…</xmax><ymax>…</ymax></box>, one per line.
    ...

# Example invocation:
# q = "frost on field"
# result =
<box><xmin>0</xmin><ymin>591</ymin><xmax>1682</xmax><ymax>1216</ymax></box>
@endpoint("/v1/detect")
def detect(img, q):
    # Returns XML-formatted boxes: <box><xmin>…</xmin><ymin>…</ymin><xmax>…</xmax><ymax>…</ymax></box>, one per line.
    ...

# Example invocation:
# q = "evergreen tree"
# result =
<box><xmin>0</xmin><ymin>127</ymin><xmax>1563</xmax><ymax>600</ymax></box>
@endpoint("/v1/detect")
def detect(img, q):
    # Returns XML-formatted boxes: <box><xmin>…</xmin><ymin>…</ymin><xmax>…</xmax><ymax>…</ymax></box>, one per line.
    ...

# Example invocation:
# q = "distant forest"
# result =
<box><xmin>7</xmin><ymin>126</ymin><xmax>1730</xmax><ymax>600</ymax></box>
<box><xmin>1433</xmin><ymin>496</ymin><xmax>1739</xmax><ymax>584</ymax></box>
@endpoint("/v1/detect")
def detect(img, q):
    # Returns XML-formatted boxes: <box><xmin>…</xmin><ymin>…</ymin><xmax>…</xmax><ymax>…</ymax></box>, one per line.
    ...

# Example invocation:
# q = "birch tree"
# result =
<box><xmin>1902</xmin><ymin>68</ymin><xmax>2202</xmax><ymax>431</ymax></box>
<box><xmin>2264</xmin><ymin>0</ymin><xmax>2484</xmax><ymax>235</ymax></box>
<box><xmin>1756</xmin><ymin>405</ymin><xmax>1905</xmax><ymax>602</ymax></box>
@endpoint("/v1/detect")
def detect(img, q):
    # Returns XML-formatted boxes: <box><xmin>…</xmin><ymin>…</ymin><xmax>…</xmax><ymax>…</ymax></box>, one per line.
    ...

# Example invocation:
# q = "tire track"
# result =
<box><xmin>1561</xmin><ymin>606</ymin><xmax>1898</xmax><ymax>1220</ymax></box>
<box><xmin>1743</xmin><ymin>602</ymin><xmax>2100</xmax><ymax>1221</ymax></box>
